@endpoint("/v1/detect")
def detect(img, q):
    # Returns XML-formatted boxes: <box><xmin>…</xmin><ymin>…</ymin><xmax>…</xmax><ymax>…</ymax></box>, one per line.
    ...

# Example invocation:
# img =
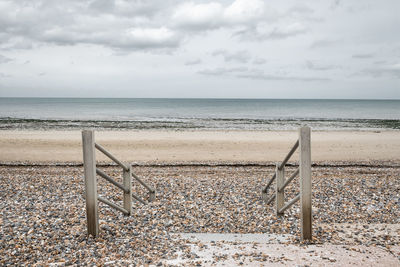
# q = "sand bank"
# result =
<box><xmin>0</xmin><ymin>130</ymin><xmax>399</xmax><ymax>163</ymax></box>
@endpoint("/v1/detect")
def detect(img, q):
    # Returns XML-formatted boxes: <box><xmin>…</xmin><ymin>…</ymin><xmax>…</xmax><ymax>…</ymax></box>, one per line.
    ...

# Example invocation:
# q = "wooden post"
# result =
<box><xmin>275</xmin><ymin>163</ymin><xmax>284</xmax><ymax>216</ymax></box>
<box><xmin>123</xmin><ymin>165</ymin><xmax>132</xmax><ymax>215</ymax></box>
<box><xmin>299</xmin><ymin>126</ymin><xmax>312</xmax><ymax>240</ymax></box>
<box><xmin>82</xmin><ymin>130</ymin><xmax>99</xmax><ymax>237</ymax></box>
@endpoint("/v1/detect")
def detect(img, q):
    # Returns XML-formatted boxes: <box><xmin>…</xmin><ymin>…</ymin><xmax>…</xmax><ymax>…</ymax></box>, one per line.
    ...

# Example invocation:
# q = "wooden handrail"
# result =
<box><xmin>266</xmin><ymin>194</ymin><xmax>276</xmax><ymax>205</ymax></box>
<box><xmin>278</xmin><ymin>140</ymin><xmax>299</xmax><ymax>170</ymax></box>
<box><xmin>132</xmin><ymin>193</ymin><xmax>146</xmax><ymax>205</ymax></box>
<box><xmin>261</xmin><ymin>126</ymin><xmax>311</xmax><ymax>241</ymax></box>
<box><xmin>278</xmin><ymin>194</ymin><xmax>300</xmax><ymax>214</ymax></box>
<box><xmin>98</xmin><ymin>196</ymin><xmax>129</xmax><ymax>215</ymax></box>
<box><xmin>132</xmin><ymin>172</ymin><xmax>155</xmax><ymax>193</ymax></box>
<box><xmin>83</xmin><ymin>130</ymin><xmax>156</xmax><ymax>238</ymax></box>
<box><xmin>278</xmin><ymin>168</ymin><xmax>299</xmax><ymax>192</ymax></box>
<box><xmin>262</xmin><ymin>172</ymin><xmax>276</xmax><ymax>193</ymax></box>
<box><xmin>96</xmin><ymin>168</ymin><xmax>129</xmax><ymax>193</ymax></box>
<box><xmin>95</xmin><ymin>143</ymin><xmax>129</xmax><ymax>171</ymax></box>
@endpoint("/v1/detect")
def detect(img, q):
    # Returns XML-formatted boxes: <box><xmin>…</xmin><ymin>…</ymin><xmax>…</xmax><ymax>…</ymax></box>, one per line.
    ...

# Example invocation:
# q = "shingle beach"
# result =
<box><xmin>1</xmin><ymin>163</ymin><xmax>399</xmax><ymax>266</ymax></box>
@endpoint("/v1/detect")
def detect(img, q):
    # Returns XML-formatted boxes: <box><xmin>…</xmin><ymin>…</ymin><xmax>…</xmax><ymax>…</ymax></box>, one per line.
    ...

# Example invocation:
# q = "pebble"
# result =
<box><xmin>0</xmin><ymin>163</ymin><xmax>399</xmax><ymax>265</ymax></box>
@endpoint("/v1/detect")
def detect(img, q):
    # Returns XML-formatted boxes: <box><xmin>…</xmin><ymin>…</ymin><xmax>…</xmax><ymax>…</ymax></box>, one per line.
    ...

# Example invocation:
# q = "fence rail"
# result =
<box><xmin>261</xmin><ymin>126</ymin><xmax>312</xmax><ymax>241</ymax></box>
<box><xmin>82</xmin><ymin>130</ymin><xmax>156</xmax><ymax>237</ymax></box>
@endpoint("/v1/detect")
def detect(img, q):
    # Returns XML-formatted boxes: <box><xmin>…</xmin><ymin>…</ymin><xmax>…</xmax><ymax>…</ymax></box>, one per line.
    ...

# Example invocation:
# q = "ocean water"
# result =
<box><xmin>0</xmin><ymin>98</ymin><xmax>399</xmax><ymax>130</ymax></box>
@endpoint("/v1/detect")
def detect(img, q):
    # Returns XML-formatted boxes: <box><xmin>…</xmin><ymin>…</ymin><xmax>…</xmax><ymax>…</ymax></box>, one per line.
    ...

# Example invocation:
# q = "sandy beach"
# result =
<box><xmin>0</xmin><ymin>130</ymin><xmax>399</xmax><ymax>163</ymax></box>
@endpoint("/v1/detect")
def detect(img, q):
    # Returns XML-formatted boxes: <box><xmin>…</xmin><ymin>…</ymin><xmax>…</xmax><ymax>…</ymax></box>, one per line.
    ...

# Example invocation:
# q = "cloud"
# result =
<box><xmin>288</xmin><ymin>4</ymin><xmax>315</xmax><ymax>16</ymax></box>
<box><xmin>172</xmin><ymin>0</ymin><xmax>265</xmax><ymax>30</ymax></box>
<box><xmin>0</xmin><ymin>0</ymin><xmax>309</xmax><ymax>52</ymax></box>
<box><xmin>306</xmin><ymin>61</ymin><xmax>338</xmax><ymax>71</ymax></box>
<box><xmin>0</xmin><ymin>55</ymin><xmax>13</xmax><ymax>64</ymax></box>
<box><xmin>236</xmin><ymin>73</ymin><xmax>330</xmax><ymax>82</ymax></box>
<box><xmin>0</xmin><ymin>0</ymin><xmax>180</xmax><ymax>51</ymax></box>
<box><xmin>253</xmin><ymin>58</ymin><xmax>266</xmax><ymax>65</ymax></box>
<box><xmin>358</xmin><ymin>63</ymin><xmax>400</xmax><ymax>78</ymax></box>
<box><xmin>235</xmin><ymin>22</ymin><xmax>307</xmax><ymax>41</ymax></box>
<box><xmin>212</xmin><ymin>50</ymin><xmax>251</xmax><ymax>63</ymax></box>
<box><xmin>223</xmin><ymin>0</ymin><xmax>264</xmax><ymax>24</ymax></box>
<box><xmin>89</xmin><ymin>0</ymin><xmax>169</xmax><ymax>17</ymax></box>
<box><xmin>172</xmin><ymin>2</ymin><xmax>224</xmax><ymax>30</ymax></box>
<box><xmin>197</xmin><ymin>67</ymin><xmax>248</xmax><ymax>76</ymax></box>
<box><xmin>198</xmin><ymin>66</ymin><xmax>329</xmax><ymax>82</ymax></box>
<box><xmin>0</xmin><ymin>72</ymin><xmax>12</xmax><ymax>78</ymax></box>
<box><xmin>122</xmin><ymin>27</ymin><xmax>180</xmax><ymax>48</ymax></box>
<box><xmin>352</xmin><ymin>53</ymin><xmax>374</xmax><ymax>59</ymax></box>
<box><xmin>309</xmin><ymin>39</ymin><xmax>338</xmax><ymax>49</ymax></box>
<box><xmin>185</xmin><ymin>59</ymin><xmax>202</xmax><ymax>65</ymax></box>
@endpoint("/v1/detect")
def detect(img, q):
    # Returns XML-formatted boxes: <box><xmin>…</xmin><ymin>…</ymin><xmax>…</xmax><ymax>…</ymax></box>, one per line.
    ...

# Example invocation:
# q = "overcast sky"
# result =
<box><xmin>0</xmin><ymin>0</ymin><xmax>399</xmax><ymax>99</ymax></box>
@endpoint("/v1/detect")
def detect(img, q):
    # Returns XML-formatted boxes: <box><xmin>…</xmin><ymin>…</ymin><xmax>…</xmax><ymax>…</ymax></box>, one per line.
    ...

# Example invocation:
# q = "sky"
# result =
<box><xmin>0</xmin><ymin>0</ymin><xmax>399</xmax><ymax>99</ymax></box>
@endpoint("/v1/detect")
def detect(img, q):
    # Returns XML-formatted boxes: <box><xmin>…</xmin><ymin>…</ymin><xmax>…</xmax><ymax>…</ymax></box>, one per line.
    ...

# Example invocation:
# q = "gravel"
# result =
<box><xmin>0</xmin><ymin>164</ymin><xmax>399</xmax><ymax>265</ymax></box>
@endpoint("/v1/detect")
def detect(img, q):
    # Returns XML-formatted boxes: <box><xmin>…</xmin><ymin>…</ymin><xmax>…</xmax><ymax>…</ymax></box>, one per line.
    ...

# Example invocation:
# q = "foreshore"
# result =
<box><xmin>1</xmin><ymin>164</ymin><xmax>399</xmax><ymax>265</ymax></box>
<box><xmin>0</xmin><ymin>130</ymin><xmax>399</xmax><ymax>164</ymax></box>
<box><xmin>1</xmin><ymin>129</ymin><xmax>399</xmax><ymax>265</ymax></box>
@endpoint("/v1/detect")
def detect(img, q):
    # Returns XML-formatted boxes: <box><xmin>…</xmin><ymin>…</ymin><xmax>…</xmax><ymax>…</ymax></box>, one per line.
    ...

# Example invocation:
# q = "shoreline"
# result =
<box><xmin>0</xmin><ymin>129</ymin><xmax>399</xmax><ymax>163</ymax></box>
<box><xmin>1</xmin><ymin>117</ymin><xmax>400</xmax><ymax>131</ymax></box>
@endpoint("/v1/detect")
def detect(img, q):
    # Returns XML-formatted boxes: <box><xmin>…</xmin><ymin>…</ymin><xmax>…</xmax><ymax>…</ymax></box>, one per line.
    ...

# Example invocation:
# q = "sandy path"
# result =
<box><xmin>0</xmin><ymin>130</ymin><xmax>399</xmax><ymax>163</ymax></box>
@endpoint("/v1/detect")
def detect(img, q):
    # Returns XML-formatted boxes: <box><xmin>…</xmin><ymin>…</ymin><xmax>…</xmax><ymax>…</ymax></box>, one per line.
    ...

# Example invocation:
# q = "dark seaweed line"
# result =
<box><xmin>1</xmin><ymin>162</ymin><xmax>399</xmax><ymax>168</ymax></box>
<box><xmin>0</xmin><ymin>117</ymin><xmax>400</xmax><ymax>130</ymax></box>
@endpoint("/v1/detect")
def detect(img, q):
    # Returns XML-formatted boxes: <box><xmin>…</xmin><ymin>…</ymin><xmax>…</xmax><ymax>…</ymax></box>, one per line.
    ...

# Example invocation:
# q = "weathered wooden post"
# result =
<box><xmin>275</xmin><ymin>163</ymin><xmax>285</xmax><ymax>216</ymax></box>
<box><xmin>82</xmin><ymin>130</ymin><xmax>99</xmax><ymax>237</ymax></box>
<box><xmin>299</xmin><ymin>126</ymin><xmax>312</xmax><ymax>240</ymax></box>
<box><xmin>123</xmin><ymin>165</ymin><xmax>132</xmax><ymax>215</ymax></box>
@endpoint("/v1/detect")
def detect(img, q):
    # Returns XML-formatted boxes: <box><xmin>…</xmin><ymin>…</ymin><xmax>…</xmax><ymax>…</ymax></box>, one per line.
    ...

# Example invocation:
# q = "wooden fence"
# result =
<box><xmin>82</xmin><ymin>130</ymin><xmax>156</xmax><ymax>237</ymax></box>
<box><xmin>261</xmin><ymin>126</ymin><xmax>312</xmax><ymax>240</ymax></box>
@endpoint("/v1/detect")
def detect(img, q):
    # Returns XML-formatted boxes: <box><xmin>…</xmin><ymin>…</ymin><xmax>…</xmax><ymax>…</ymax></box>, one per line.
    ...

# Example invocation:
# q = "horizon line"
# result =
<box><xmin>0</xmin><ymin>96</ymin><xmax>399</xmax><ymax>101</ymax></box>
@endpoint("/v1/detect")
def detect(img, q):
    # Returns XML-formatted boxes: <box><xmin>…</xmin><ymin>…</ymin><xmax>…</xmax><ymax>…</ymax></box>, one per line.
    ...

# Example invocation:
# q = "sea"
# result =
<box><xmin>0</xmin><ymin>98</ymin><xmax>399</xmax><ymax>131</ymax></box>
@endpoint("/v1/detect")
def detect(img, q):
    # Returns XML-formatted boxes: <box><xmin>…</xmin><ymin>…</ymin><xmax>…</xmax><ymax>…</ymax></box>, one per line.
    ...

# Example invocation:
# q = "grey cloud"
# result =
<box><xmin>373</xmin><ymin>60</ymin><xmax>386</xmax><ymax>65</ymax></box>
<box><xmin>331</xmin><ymin>0</ymin><xmax>341</xmax><ymax>9</ymax></box>
<box><xmin>306</xmin><ymin>61</ymin><xmax>338</xmax><ymax>71</ymax></box>
<box><xmin>197</xmin><ymin>67</ymin><xmax>248</xmax><ymax>76</ymax></box>
<box><xmin>352</xmin><ymin>53</ymin><xmax>374</xmax><ymax>59</ymax></box>
<box><xmin>185</xmin><ymin>59</ymin><xmax>202</xmax><ymax>65</ymax></box>
<box><xmin>0</xmin><ymin>0</ymin><xmax>181</xmax><ymax>51</ymax></box>
<box><xmin>0</xmin><ymin>72</ymin><xmax>12</xmax><ymax>78</ymax></box>
<box><xmin>88</xmin><ymin>0</ymin><xmax>170</xmax><ymax>17</ymax></box>
<box><xmin>89</xmin><ymin>0</ymin><xmax>115</xmax><ymax>12</ymax></box>
<box><xmin>40</xmin><ymin>26</ymin><xmax>181</xmax><ymax>50</ymax></box>
<box><xmin>198</xmin><ymin>66</ymin><xmax>329</xmax><ymax>82</ymax></box>
<box><xmin>171</xmin><ymin>0</ymin><xmax>265</xmax><ymax>32</ymax></box>
<box><xmin>0</xmin><ymin>55</ymin><xmax>13</xmax><ymax>64</ymax></box>
<box><xmin>236</xmin><ymin>73</ymin><xmax>330</xmax><ymax>82</ymax></box>
<box><xmin>235</xmin><ymin>22</ymin><xmax>307</xmax><ymax>41</ymax></box>
<box><xmin>212</xmin><ymin>50</ymin><xmax>251</xmax><ymax>63</ymax></box>
<box><xmin>358</xmin><ymin>65</ymin><xmax>400</xmax><ymax>78</ymax></box>
<box><xmin>288</xmin><ymin>5</ymin><xmax>314</xmax><ymax>15</ymax></box>
<box><xmin>286</xmin><ymin>4</ymin><xmax>322</xmax><ymax>22</ymax></box>
<box><xmin>309</xmin><ymin>39</ymin><xmax>338</xmax><ymax>49</ymax></box>
<box><xmin>253</xmin><ymin>58</ymin><xmax>266</xmax><ymax>65</ymax></box>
